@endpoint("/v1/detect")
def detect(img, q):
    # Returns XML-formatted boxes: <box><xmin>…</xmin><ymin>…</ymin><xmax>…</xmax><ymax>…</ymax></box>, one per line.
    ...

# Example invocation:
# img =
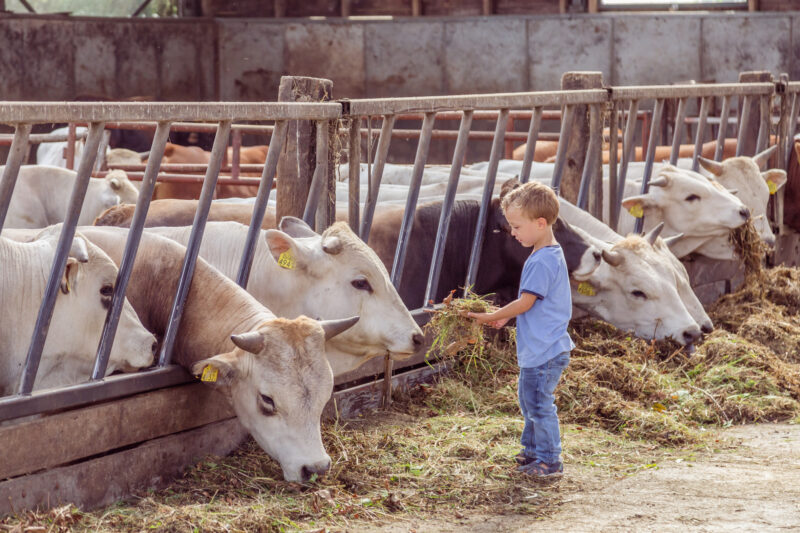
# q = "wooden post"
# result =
<box><xmin>341</xmin><ymin>0</ymin><xmax>351</xmax><ymax>17</ymax></box>
<box><xmin>560</xmin><ymin>71</ymin><xmax>603</xmax><ymax>210</ymax></box>
<box><xmin>588</xmin><ymin>0</ymin><xmax>599</xmax><ymax>13</ymax></box>
<box><xmin>274</xmin><ymin>0</ymin><xmax>286</xmax><ymax>17</ymax></box>
<box><xmin>482</xmin><ymin>0</ymin><xmax>492</xmax><ymax>15</ymax></box>
<box><xmin>747</xmin><ymin>0</ymin><xmax>758</xmax><ymax>11</ymax></box>
<box><xmin>276</xmin><ymin>76</ymin><xmax>334</xmax><ymax>224</ymax></box>
<box><xmin>738</xmin><ymin>70</ymin><xmax>772</xmax><ymax>157</ymax></box>
<box><xmin>411</xmin><ymin>0</ymin><xmax>421</xmax><ymax>16</ymax></box>
<box><xmin>559</xmin><ymin>0</ymin><xmax>568</xmax><ymax>13</ymax></box>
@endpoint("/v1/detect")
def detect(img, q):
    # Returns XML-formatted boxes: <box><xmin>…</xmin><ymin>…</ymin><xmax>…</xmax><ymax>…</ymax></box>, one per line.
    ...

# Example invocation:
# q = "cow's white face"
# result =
<box><xmin>622</xmin><ymin>166</ymin><xmax>750</xmax><ymax>244</ymax></box>
<box><xmin>265</xmin><ymin>219</ymin><xmax>424</xmax><ymax>376</ymax></box>
<box><xmin>573</xmin><ymin>236</ymin><xmax>701</xmax><ymax>345</ymax></box>
<box><xmin>104</xmin><ymin>170</ymin><xmax>139</xmax><ymax>205</ymax></box>
<box><xmin>192</xmin><ymin>316</ymin><xmax>341</xmax><ymax>482</ymax></box>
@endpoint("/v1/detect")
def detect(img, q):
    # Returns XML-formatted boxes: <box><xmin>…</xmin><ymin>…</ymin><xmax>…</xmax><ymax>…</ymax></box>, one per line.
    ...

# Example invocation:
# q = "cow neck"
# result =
<box><xmin>0</xmin><ymin>238</ymin><xmax>49</xmax><ymax>308</ymax></box>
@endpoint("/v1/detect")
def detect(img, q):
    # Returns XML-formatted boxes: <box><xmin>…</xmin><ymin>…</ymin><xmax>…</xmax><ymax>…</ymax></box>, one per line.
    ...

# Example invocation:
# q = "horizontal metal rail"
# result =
<box><xmin>610</xmin><ymin>83</ymin><xmax>775</xmax><ymax>100</ymax></box>
<box><xmin>105</xmin><ymin>163</ymin><xmax>267</xmax><ymax>174</ymax></box>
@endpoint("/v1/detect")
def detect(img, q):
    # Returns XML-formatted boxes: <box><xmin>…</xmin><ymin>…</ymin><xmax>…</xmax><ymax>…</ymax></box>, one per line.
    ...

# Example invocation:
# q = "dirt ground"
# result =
<box><xmin>357</xmin><ymin>423</ymin><xmax>800</xmax><ymax>533</ymax></box>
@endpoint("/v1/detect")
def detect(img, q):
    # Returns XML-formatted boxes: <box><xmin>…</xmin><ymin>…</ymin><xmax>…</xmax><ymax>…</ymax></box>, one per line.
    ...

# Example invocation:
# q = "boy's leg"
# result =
<box><xmin>530</xmin><ymin>352</ymin><xmax>570</xmax><ymax>466</ymax></box>
<box><xmin>517</xmin><ymin>367</ymin><xmax>537</xmax><ymax>461</ymax></box>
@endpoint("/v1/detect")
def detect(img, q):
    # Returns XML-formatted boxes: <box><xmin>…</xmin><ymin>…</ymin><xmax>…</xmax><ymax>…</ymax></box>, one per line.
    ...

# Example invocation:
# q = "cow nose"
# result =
<box><xmin>701</xmin><ymin>321</ymin><xmax>714</xmax><ymax>334</ymax></box>
<box><xmin>412</xmin><ymin>333</ymin><xmax>425</xmax><ymax>349</ymax></box>
<box><xmin>592</xmin><ymin>250</ymin><xmax>601</xmax><ymax>262</ymax></box>
<box><xmin>682</xmin><ymin>327</ymin><xmax>702</xmax><ymax>345</ymax></box>
<box><xmin>765</xmin><ymin>234</ymin><xmax>776</xmax><ymax>246</ymax></box>
<box><xmin>739</xmin><ymin>206</ymin><xmax>751</xmax><ymax>220</ymax></box>
<box><xmin>301</xmin><ymin>459</ymin><xmax>331</xmax><ymax>482</ymax></box>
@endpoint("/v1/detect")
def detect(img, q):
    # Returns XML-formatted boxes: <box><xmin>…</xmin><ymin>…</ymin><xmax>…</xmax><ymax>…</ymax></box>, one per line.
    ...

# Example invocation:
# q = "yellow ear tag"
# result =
<box><xmin>277</xmin><ymin>250</ymin><xmax>296</xmax><ymax>270</ymax></box>
<box><xmin>577</xmin><ymin>281</ymin><xmax>596</xmax><ymax>297</ymax></box>
<box><xmin>628</xmin><ymin>204</ymin><xmax>644</xmax><ymax>218</ymax></box>
<box><xmin>768</xmin><ymin>180</ymin><xmax>777</xmax><ymax>195</ymax></box>
<box><xmin>200</xmin><ymin>365</ymin><xmax>218</xmax><ymax>382</ymax></box>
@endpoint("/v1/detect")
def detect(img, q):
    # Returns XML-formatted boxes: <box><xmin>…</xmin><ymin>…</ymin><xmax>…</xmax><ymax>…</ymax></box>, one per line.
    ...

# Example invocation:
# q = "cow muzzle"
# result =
<box><xmin>301</xmin><ymin>458</ymin><xmax>332</xmax><ymax>482</ymax></box>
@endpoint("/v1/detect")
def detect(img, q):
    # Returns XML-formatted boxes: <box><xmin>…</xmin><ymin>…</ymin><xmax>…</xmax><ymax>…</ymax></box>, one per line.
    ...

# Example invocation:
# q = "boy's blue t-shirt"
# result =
<box><xmin>516</xmin><ymin>244</ymin><xmax>575</xmax><ymax>368</ymax></box>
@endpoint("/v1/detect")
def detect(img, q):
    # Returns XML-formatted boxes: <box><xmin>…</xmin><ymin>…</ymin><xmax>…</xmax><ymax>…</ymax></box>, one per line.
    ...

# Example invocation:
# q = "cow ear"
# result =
<box><xmin>108</xmin><ymin>176</ymin><xmax>121</xmax><ymax>191</ymax></box>
<box><xmin>279</xmin><ymin>216</ymin><xmax>317</xmax><ymax>238</ymax></box>
<box><xmin>264</xmin><ymin>229</ymin><xmax>309</xmax><ymax>269</ymax></box>
<box><xmin>499</xmin><ymin>177</ymin><xmax>521</xmax><ymax>200</ymax></box>
<box><xmin>60</xmin><ymin>257</ymin><xmax>80</xmax><ymax>295</ymax></box>
<box><xmin>762</xmin><ymin>169</ymin><xmax>787</xmax><ymax>195</ymax></box>
<box><xmin>192</xmin><ymin>352</ymin><xmax>239</xmax><ymax>386</ymax></box>
<box><xmin>621</xmin><ymin>196</ymin><xmax>656</xmax><ymax>217</ymax></box>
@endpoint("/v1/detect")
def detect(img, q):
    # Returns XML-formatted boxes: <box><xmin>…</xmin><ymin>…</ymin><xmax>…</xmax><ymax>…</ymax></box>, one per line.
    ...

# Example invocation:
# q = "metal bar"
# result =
<box><xmin>94</xmin><ymin>129</ymin><xmax>111</xmax><ymax>172</ymax></box>
<box><xmin>96</xmin><ymin>172</ymin><xmax>262</xmax><ymax>185</ymax></box>
<box><xmin>0</xmin><ymin>366</ymin><xmax>190</xmax><ymax>423</ymax></box>
<box><xmin>106</xmin><ymin>163</ymin><xmax>267</xmax><ymax>174</ymax></box>
<box><xmin>715</xmin><ymin>95</ymin><xmax>732</xmax><ymax>161</ymax></box>
<box><xmin>614</xmin><ymin>99</ymin><xmax>640</xmax><ymax>231</ymax></box>
<box><xmin>236</xmin><ymin>121</ymin><xmax>288</xmax><ymax>288</ymax></box>
<box><xmin>610</xmin><ymin>83</ymin><xmax>774</xmax><ymax>101</ymax></box>
<box><xmin>390</xmin><ymin>112</ymin><xmax>436</xmax><ymax>288</ymax></box>
<box><xmin>423</xmin><ymin>110</ymin><xmax>474</xmax><ymax>308</ymax></box>
<box><xmin>230</xmin><ymin>129</ymin><xmax>241</xmax><ymax>181</ymax></box>
<box><xmin>18</xmin><ymin>0</ymin><xmax>35</xmax><ymax>12</ymax></box>
<box><xmin>359</xmin><ymin>115</ymin><xmax>395</xmax><ymax>242</ymax></box>
<box><xmin>360</xmin><ymin>128</ymin><xmax>547</xmax><ymax>142</ymax></box>
<box><xmin>464</xmin><ymin>109</ymin><xmax>510</xmax><ymax>292</ymax></box>
<box><xmin>18</xmin><ymin>123</ymin><xmax>106</xmax><ymax>395</ymax></box>
<box><xmin>786</xmin><ymin>93</ymin><xmax>800</xmax><ymax>168</ymax></box>
<box><xmin>66</xmin><ymin>123</ymin><xmax>76</xmax><ymax>170</ymax></box>
<box><xmin>394</xmin><ymin>109</ymin><xmax>647</xmax><ymax>122</ymax></box>
<box><xmin>736</xmin><ymin>95</ymin><xmax>752</xmax><ymax>157</ymax></box>
<box><xmin>640</xmin><ymin>110</ymin><xmax>650</xmax><ymax>157</ymax></box>
<box><xmin>756</xmin><ymin>94</ymin><xmax>770</xmax><ymax>154</ymax></box>
<box><xmin>504</xmin><ymin>116</ymin><xmax>515</xmax><ymax>159</ymax></box>
<box><xmin>634</xmin><ymin>99</ymin><xmax>665</xmax><ymax>234</ymax></box>
<box><xmin>131</xmin><ymin>0</ymin><xmax>154</xmax><ymax>16</ymax></box>
<box><xmin>157</xmin><ymin>121</ymin><xmax>231</xmax><ymax>367</ymax></box>
<box><xmin>608</xmin><ymin>102</ymin><xmax>619</xmax><ymax>229</ymax></box>
<box><xmin>0</xmin><ymin>132</ymin><xmax>88</xmax><ymax>144</ymax></box>
<box><xmin>551</xmin><ymin>105</ymin><xmax>574</xmax><ymax>193</ymax></box>
<box><xmin>0</xmin><ymin>124</ymin><xmax>32</xmax><ymax>234</ymax></box>
<box><xmin>348</xmin><ymin>119</ymin><xmax>361</xmax><ymax>232</ymax></box>
<box><xmin>81</xmin><ymin>121</ymin><xmax>276</xmax><ymax>135</ymax></box>
<box><xmin>577</xmin><ymin>104</ymin><xmax>601</xmax><ymax>210</ymax></box>
<box><xmin>519</xmin><ymin>107</ymin><xmax>543</xmax><ymax>184</ymax></box>
<box><xmin>92</xmin><ymin>122</ymin><xmax>172</xmax><ymax>380</ymax></box>
<box><xmin>303</xmin><ymin>120</ymin><xmax>331</xmax><ymax>228</ymax></box>
<box><xmin>691</xmin><ymin>96</ymin><xmax>710</xmax><ymax>171</ymax></box>
<box><xmin>669</xmin><ymin>98</ymin><xmax>688</xmax><ymax>165</ymax></box>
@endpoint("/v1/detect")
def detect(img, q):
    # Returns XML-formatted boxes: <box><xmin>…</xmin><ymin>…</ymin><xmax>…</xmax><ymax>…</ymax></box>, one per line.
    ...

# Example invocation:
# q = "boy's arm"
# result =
<box><xmin>467</xmin><ymin>293</ymin><xmax>537</xmax><ymax>325</ymax></box>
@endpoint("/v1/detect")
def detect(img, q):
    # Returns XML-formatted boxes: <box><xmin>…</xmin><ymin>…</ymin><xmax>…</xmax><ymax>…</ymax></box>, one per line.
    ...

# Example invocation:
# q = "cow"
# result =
<box><xmin>0</xmin><ymin>227</ymin><xmax>156</xmax><ymax>395</ymax></box>
<box><xmin>144</xmin><ymin>218</ymin><xmax>424</xmax><ymax>376</ymax></box>
<box><xmin>74</xmin><ymin>227</ymin><xmax>358</xmax><ymax>482</ymax></box>
<box><xmin>4</xmin><ymin>166</ymin><xmax>138</xmax><ymax>229</ymax></box>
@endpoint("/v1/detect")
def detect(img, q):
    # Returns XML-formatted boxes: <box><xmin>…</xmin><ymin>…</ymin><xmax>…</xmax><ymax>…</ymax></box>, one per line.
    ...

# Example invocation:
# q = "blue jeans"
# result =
<box><xmin>518</xmin><ymin>352</ymin><xmax>570</xmax><ymax>465</ymax></box>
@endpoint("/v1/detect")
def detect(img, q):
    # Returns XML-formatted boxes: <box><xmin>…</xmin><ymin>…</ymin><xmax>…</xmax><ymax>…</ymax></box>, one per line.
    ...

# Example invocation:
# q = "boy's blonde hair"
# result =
<box><xmin>501</xmin><ymin>181</ymin><xmax>559</xmax><ymax>224</ymax></box>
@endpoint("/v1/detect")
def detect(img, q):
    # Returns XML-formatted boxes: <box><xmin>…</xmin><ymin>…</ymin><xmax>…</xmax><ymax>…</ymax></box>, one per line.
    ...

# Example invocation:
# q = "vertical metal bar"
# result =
<box><xmin>669</xmin><ymin>98</ymin><xmax>688</xmax><ymax>165</ymax></box>
<box><xmin>504</xmin><ymin>115</ymin><xmax>515</xmax><ymax>159</ymax></box>
<box><xmin>231</xmin><ymin>128</ymin><xmax>241</xmax><ymax>181</ymax></box>
<box><xmin>0</xmin><ymin>123</ymin><xmax>32</xmax><ymax>233</ymax></box>
<box><xmin>613</xmin><ymin>99</ymin><xmax>640</xmax><ymax>231</ymax></box>
<box><xmin>66</xmin><ymin>123</ymin><xmax>76</xmax><ymax>170</ymax></box>
<box><xmin>691</xmin><ymin>96</ymin><xmax>710</xmax><ymax>171</ymax></box>
<box><xmin>640</xmin><ymin>110</ymin><xmax>650</xmax><ymax>155</ymax></box>
<box><xmin>158</xmin><ymin>121</ymin><xmax>231</xmax><ymax>367</ymax></box>
<box><xmin>303</xmin><ymin>120</ymin><xmax>331</xmax><ymax>228</ymax></box>
<box><xmin>634</xmin><ymin>99</ymin><xmax>665</xmax><ymax>234</ymax></box>
<box><xmin>577</xmin><ymin>104</ymin><xmax>601</xmax><ymax>210</ymax></box>
<box><xmin>92</xmin><ymin>121</ymin><xmax>171</xmax><ymax>380</ymax></box>
<box><xmin>785</xmin><ymin>93</ymin><xmax>799</xmax><ymax>168</ymax></box>
<box><xmin>348</xmin><ymin>118</ymin><xmax>361</xmax><ymax>232</ymax></box>
<box><xmin>423</xmin><ymin>110</ymin><xmax>474</xmax><ymax>308</ymax></box>
<box><xmin>715</xmin><ymin>95</ymin><xmax>732</xmax><ymax>161</ymax></box>
<box><xmin>550</xmin><ymin>105</ymin><xmax>574</xmax><ymax>193</ymax></box>
<box><xmin>755</xmin><ymin>94</ymin><xmax>770</xmax><ymax>154</ymax></box>
<box><xmin>94</xmin><ymin>129</ymin><xmax>111</xmax><ymax>172</ymax></box>
<box><xmin>360</xmin><ymin>114</ymin><xmax>395</xmax><ymax>243</ymax></box>
<box><xmin>736</xmin><ymin>95</ymin><xmax>752</xmax><ymax>157</ymax></box>
<box><xmin>236</xmin><ymin>120</ymin><xmax>288</xmax><ymax>288</ymax></box>
<box><xmin>464</xmin><ymin>109</ymin><xmax>510</xmax><ymax>293</ymax></box>
<box><xmin>390</xmin><ymin>112</ymin><xmax>436</xmax><ymax>288</ymax></box>
<box><xmin>18</xmin><ymin>122</ymin><xmax>105</xmax><ymax>395</ymax></box>
<box><xmin>519</xmin><ymin>107</ymin><xmax>542</xmax><ymax>184</ymax></box>
<box><xmin>608</xmin><ymin>103</ymin><xmax>619</xmax><ymax>229</ymax></box>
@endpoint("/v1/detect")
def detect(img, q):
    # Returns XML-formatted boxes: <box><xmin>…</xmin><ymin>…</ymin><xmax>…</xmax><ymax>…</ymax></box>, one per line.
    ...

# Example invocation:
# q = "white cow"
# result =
<box><xmin>36</xmin><ymin>126</ymin><xmax>90</xmax><ymax>168</ymax></box>
<box><xmin>145</xmin><ymin>218</ymin><xmax>424</xmax><ymax>376</ymax></box>
<box><xmin>0</xmin><ymin>227</ymin><xmax>156</xmax><ymax>395</ymax></box>
<box><xmin>4</xmin><ymin>166</ymin><xmax>138</xmax><ymax>229</ymax></box>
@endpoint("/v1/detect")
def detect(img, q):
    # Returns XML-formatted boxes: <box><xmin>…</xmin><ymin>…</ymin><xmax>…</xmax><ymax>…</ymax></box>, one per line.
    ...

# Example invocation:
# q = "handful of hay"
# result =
<box><xmin>425</xmin><ymin>290</ymin><xmax>497</xmax><ymax>362</ymax></box>
<box><xmin>729</xmin><ymin>219</ymin><xmax>768</xmax><ymax>282</ymax></box>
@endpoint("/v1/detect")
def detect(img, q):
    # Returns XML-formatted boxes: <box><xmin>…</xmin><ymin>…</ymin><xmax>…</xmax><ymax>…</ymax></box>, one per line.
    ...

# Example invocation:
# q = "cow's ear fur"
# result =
<box><xmin>108</xmin><ymin>176</ymin><xmax>122</xmax><ymax>191</ymax></box>
<box><xmin>264</xmin><ymin>230</ymin><xmax>308</xmax><ymax>267</ymax></box>
<box><xmin>60</xmin><ymin>257</ymin><xmax>80</xmax><ymax>295</ymax></box>
<box><xmin>192</xmin><ymin>352</ymin><xmax>239</xmax><ymax>386</ymax></box>
<box><xmin>762</xmin><ymin>169</ymin><xmax>787</xmax><ymax>193</ymax></box>
<box><xmin>279</xmin><ymin>216</ymin><xmax>318</xmax><ymax>239</ymax></box>
<box><xmin>621</xmin><ymin>195</ymin><xmax>659</xmax><ymax>212</ymax></box>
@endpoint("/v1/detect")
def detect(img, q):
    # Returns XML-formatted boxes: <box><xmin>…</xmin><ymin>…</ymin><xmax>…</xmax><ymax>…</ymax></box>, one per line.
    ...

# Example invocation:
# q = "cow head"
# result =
<box><xmin>104</xmin><ymin>170</ymin><xmax>139</xmax><ymax>204</ymax></box>
<box><xmin>191</xmin><ymin>315</ymin><xmax>357</xmax><ymax>482</ymax></box>
<box><xmin>265</xmin><ymin>218</ymin><xmax>424</xmax><ymax>376</ymax></box>
<box><xmin>575</xmin><ymin>228</ymin><xmax>702</xmax><ymax>345</ymax></box>
<box><xmin>697</xmin><ymin>145</ymin><xmax>787</xmax><ymax>247</ymax></box>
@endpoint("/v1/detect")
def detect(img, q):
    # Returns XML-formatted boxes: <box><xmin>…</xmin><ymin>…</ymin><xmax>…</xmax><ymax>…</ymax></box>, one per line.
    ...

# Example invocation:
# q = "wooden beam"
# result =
<box><xmin>482</xmin><ymin>0</ymin><xmax>493</xmax><ymax>15</ymax></box>
<box><xmin>274</xmin><ymin>0</ymin><xmax>286</xmax><ymax>17</ymax></box>
<box><xmin>341</xmin><ymin>0</ymin><xmax>351</xmax><ymax>17</ymax></box>
<box><xmin>559</xmin><ymin>0</ymin><xmax>568</xmax><ymax>14</ymax></box>
<box><xmin>412</xmin><ymin>0</ymin><xmax>421</xmax><ymax>16</ymax></box>
<box><xmin>588</xmin><ymin>0</ymin><xmax>599</xmax><ymax>13</ymax></box>
<box><xmin>748</xmin><ymin>0</ymin><xmax>758</xmax><ymax>11</ymax></box>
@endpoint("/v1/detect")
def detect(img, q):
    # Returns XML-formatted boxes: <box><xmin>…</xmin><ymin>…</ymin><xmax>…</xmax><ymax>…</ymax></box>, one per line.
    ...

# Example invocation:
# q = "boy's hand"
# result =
<box><xmin>466</xmin><ymin>312</ymin><xmax>508</xmax><ymax>328</ymax></box>
<box><xmin>489</xmin><ymin>317</ymin><xmax>510</xmax><ymax>329</ymax></box>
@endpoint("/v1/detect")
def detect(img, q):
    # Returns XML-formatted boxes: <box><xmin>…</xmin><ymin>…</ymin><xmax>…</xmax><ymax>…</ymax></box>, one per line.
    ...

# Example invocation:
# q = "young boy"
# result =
<box><xmin>467</xmin><ymin>181</ymin><xmax>574</xmax><ymax>477</ymax></box>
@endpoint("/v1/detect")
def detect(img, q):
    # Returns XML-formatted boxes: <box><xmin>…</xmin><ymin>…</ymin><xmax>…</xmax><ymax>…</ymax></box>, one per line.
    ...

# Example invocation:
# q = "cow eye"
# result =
<box><xmin>685</xmin><ymin>194</ymin><xmax>701</xmax><ymax>202</ymax></box>
<box><xmin>100</xmin><ymin>284</ymin><xmax>114</xmax><ymax>298</ymax></box>
<box><xmin>351</xmin><ymin>277</ymin><xmax>373</xmax><ymax>293</ymax></box>
<box><xmin>259</xmin><ymin>394</ymin><xmax>276</xmax><ymax>415</ymax></box>
<box><xmin>631</xmin><ymin>290</ymin><xmax>648</xmax><ymax>300</ymax></box>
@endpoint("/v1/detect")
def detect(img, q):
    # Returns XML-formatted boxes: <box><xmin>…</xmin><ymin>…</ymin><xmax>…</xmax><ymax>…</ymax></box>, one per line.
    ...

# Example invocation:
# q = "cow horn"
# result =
<box><xmin>69</xmin><ymin>236</ymin><xmax>89</xmax><ymax>263</ymax></box>
<box><xmin>698</xmin><ymin>156</ymin><xmax>724</xmax><ymax>176</ymax></box>
<box><xmin>279</xmin><ymin>216</ymin><xmax>318</xmax><ymax>238</ymax></box>
<box><xmin>322</xmin><ymin>235</ymin><xmax>343</xmax><ymax>255</ymax></box>
<box><xmin>319</xmin><ymin>316</ymin><xmax>360</xmax><ymax>340</ymax></box>
<box><xmin>648</xmin><ymin>176</ymin><xmax>669</xmax><ymax>188</ymax></box>
<box><xmin>644</xmin><ymin>222</ymin><xmax>665</xmax><ymax>245</ymax></box>
<box><xmin>138</xmin><ymin>150</ymin><xmax>150</xmax><ymax>160</ymax></box>
<box><xmin>602</xmin><ymin>249</ymin><xmax>624</xmax><ymax>267</ymax></box>
<box><xmin>663</xmin><ymin>233</ymin><xmax>684</xmax><ymax>249</ymax></box>
<box><xmin>231</xmin><ymin>331</ymin><xmax>265</xmax><ymax>354</ymax></box>
<box><xmin>753</xmin><ymin>145</ymin><xmax>778</xmax><ymax>169</ymax></box>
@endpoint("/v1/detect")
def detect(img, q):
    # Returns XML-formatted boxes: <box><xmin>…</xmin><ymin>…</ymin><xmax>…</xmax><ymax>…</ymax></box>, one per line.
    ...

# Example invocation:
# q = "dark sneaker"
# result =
<box><xmin>515</xmin><ymin>453</ymin><xmax>535</xmax><ymax>466</ymax></box>
<box><xmin>518</xmin><ymin>460</ymin><xmax>563</xmax><ymax>478</ymax></box>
